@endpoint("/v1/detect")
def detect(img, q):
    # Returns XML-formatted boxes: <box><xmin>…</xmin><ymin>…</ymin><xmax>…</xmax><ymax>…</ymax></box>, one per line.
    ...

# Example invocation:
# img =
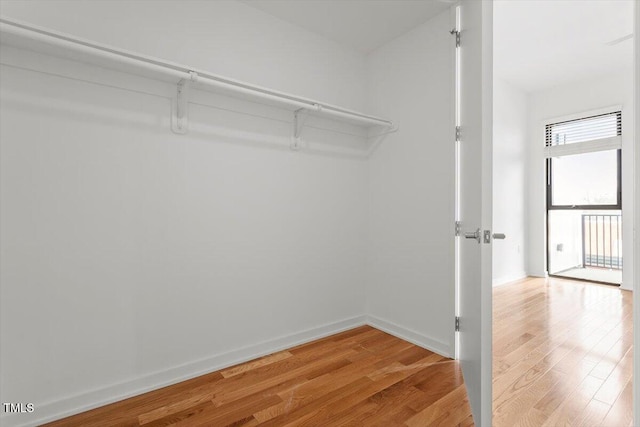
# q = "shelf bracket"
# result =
<box><xmin>366</xmin><ymin>122</ymin><xmax>399</xmax><ymax>157</ymax></box>
<box><xmin>291</xmin><ymin>108</ymin><xmax>311</xmax><ymax>150</ymax></box>
<box><xmin>171</xmin><ymin>71</ymin><xmax>198</xmax><ymax>134</ymax></box>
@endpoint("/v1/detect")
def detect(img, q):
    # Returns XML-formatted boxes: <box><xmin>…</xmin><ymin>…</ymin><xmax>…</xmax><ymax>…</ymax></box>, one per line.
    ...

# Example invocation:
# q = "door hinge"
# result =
<box><xmin>455</xmin><ymin>316</ymin><xmax>460</xmax><ymax>332</ymax></box>
<box><xmin>455</xmin><ymin>126</ymin><xmax>461</xmax><ymax>142</ymax></box>
<box><xmin>455</xmin><ymin>220</ymin><xmax>462</xmax><ymax>236</ymax></box>
<box><xmin>450</xmin><ymin>29</ymin><xmax>461</xmax><ymax>47</ymax></box>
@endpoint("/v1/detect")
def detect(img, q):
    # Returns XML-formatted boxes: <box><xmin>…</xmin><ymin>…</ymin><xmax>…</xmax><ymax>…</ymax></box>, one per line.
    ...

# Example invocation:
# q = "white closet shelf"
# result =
<box><xmin>0</xmin><ymin>17</ymin><xmax>397</xmax><ymax>139</ymax></box>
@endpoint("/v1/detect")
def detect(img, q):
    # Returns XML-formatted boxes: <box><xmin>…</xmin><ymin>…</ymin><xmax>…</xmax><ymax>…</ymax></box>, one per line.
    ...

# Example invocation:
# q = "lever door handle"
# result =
<box><xmin>482</xmin><ymin>230</ymin><xmax>507</xmax><ymax>243</ymax></box>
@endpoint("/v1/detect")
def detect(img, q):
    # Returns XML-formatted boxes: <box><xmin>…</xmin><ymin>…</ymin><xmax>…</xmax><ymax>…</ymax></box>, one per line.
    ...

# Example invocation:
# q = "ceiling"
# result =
<box><xmin>242</xmin><ymin>0</ymin><xmax>452</xmax><ymax>53</ymax></box>
<box><xmin>494</xmin><ymin>0</ymin><xmax>634</xmax><ymax>93</ymax></box>
<box><xmin>242</xmin><ymin>0</ymin><xmax>633</xmax><ymax>93</ymax></box>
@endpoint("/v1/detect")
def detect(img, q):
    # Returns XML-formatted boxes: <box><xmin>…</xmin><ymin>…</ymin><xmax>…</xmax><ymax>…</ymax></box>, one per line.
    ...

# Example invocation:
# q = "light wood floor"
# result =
<box><xmin>43</xmin><ymin>275</ymin><xmax>633</xmax><ymax>426</ymax></box>
<box><xmin>493</xmin><ymin>276</ymin><xmax>633</xmax><ymax>427</ymax></box>
<box><xmin>44</xmin><ymin>326</ymin><xmax>473</xmax><ymax>426</ymax></box>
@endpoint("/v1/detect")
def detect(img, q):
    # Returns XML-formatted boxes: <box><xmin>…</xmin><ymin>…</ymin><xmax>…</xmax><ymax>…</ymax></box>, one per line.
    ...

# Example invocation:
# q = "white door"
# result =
<box><xmin>455</xmin><ymin>1</ymin><xmax>493</xmax><ymax>426</ymax></box>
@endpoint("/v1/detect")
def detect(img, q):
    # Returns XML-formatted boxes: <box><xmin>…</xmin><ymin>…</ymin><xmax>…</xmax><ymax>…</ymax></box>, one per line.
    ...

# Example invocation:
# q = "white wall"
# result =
<box><xmin>0</xmin><ymin>2</ymin><xmax>371</xmax><ymax>425</ymax></box>
<box><xmin>365</xmin><ymin>10</ymin><xmax>455</xmax><ymax>357</ymax></box>
<box><xmin>493</xmin><ymin>78</ymin><xmax>528</xmax><ymax>285</ymax></box>
<box><xmin>527</xmin><ymin>68</ymin><xmax>635</xmax><ymax>290</ymax></box>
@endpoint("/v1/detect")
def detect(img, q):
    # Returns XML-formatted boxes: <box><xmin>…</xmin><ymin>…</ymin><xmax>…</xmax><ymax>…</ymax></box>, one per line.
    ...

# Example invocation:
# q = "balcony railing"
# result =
<box><xmin>582</xmin><ymin>214</ymin><xmax>622</xmax><ymax>270</ymax></box>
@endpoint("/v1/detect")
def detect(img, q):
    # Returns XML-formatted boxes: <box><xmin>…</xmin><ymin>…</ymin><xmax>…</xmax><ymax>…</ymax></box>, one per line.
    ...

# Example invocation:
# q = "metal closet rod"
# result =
<box><xmin>0</xmin><ymin>17</ymin><xmax>395</xmax><ymax>129</ymax></box>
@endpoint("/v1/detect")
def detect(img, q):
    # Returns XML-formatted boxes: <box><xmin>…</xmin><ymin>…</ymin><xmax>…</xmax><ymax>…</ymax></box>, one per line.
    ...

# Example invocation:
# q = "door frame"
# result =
<box><xmin>633</xmin><ymin>0</ymin><xmax>639</xmax><ymax>422</ymax></box>
<box><xmin>448</xmin><ymin>1</ymin><xmax>640</xmax><ymax>423</ymax></box>
<box><xmin>485</xmin><ymin>1</ymin><xmax>639</xmax><ymax>424</ymax></box>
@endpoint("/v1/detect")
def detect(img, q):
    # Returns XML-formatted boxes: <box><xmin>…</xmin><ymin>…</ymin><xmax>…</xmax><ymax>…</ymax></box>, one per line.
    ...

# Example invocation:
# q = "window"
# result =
<box><xmin>549</xmin><ymin>150</ymin><xmax>620</xmax><ymax>207</ymax></box>
<box><xmin>546</xmin><ymin>110</ymin><xmax>622</xmax><ymax>209</ymax></box>
<box><xmin>545</xmin><ymin>110</ymin><xmax>623</xmax><ymax>284</ymax></box>
<box><xmin>546</xmin><ymin>111</ymin><xmax>621</xmax><ymax>147</ymax></box>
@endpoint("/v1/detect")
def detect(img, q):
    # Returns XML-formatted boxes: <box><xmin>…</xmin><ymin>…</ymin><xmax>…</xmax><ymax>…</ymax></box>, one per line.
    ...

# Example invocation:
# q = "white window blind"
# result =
<box><xmin>544</xmin><ymin>111</ymin><xmax>622</xmax><ymax>158</ymax></box>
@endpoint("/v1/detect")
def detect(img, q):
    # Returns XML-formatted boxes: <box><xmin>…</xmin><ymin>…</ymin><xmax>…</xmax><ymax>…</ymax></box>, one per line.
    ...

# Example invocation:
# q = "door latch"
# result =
<box><xmin>464</xmin><ymin>228</ymin><xmax>481</xmax><ymax>243</ymax></box>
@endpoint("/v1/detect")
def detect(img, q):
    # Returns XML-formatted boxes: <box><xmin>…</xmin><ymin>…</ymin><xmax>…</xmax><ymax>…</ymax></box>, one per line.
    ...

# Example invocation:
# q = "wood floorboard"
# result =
<box><xmin>42</xmin><ymin>275</ymin><xmax>632</xmax><ymax>427</ymax></box>
<box><xmin>493</xmin><ymin>276</ymin><xmax>633</xmax><ymax>427</ymax></box>
<box><xmin>43</xmin><ymin>326</ymin><xmax>472</xmax><ymax>426</ymax></box>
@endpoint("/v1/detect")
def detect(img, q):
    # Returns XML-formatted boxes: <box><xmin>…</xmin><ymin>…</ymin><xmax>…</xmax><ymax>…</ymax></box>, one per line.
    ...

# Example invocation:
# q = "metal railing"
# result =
<box><xmin>582</xmin><ymin>214</ymin><xmax>622</xmax><ymax>269</ymax></box>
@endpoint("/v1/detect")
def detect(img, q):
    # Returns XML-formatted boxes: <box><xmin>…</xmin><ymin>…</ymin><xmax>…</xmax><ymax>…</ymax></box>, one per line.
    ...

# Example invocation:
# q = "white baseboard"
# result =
<box><xmin>492</xmin><ymin>271</ymin><xmax>528</xmax><ymax>287</ymax></box>
<box><xmin>2</xmin><ymin>315</ymin><xmax>367</xmax><ymax>427</ymax></box>
<box><xmin>365</xmin><ymin>315</ymin><xmax>452</xmax><ymax>358</ymax></box>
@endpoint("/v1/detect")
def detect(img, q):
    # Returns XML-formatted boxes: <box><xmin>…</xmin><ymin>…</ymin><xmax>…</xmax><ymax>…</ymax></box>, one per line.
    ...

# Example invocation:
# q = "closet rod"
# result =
<box><xmin>0</xmin><ymin>17</ymin><xmax>395</xmax><ymax>129</ymax></box>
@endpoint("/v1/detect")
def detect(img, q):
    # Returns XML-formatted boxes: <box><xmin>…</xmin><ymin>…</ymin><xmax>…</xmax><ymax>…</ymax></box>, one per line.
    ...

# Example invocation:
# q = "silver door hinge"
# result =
<box><xmin>455</xmin><ymin>126</ymin><xmax>461</xmax><ymax>142</ymax></box>
<box><xmin>455</xmin><ymin>316</ymin><xmax>460</xmax><ymax>332</ymax></box>
<box><xmin>455</xmin><ymin>220</ymin><xmax>462</xmax><ymax>236</ymax></box>
<box><xmin>450</xmin><ymin>29</ymin><xmax>461</xmax><ymax>47</ymax></box>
